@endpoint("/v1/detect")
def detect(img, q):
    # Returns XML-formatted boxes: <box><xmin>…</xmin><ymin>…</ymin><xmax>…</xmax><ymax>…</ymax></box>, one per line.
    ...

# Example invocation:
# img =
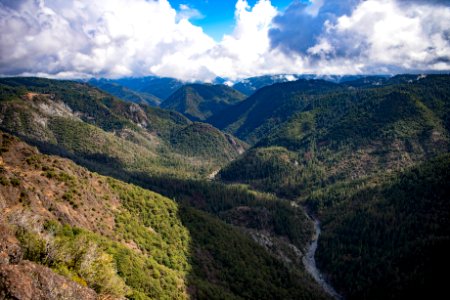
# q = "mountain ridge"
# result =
<box><xmin>0</xmin><ymin>77</ymin><xmax>247</xmax><ymax>179</ymax></box>
<box><xmin>0</xmin><ymin>131</ymin><xmax>328</xmax><ymax>300</ymax></box>
<box><xmin>1</xmin><ymin>74</ymin><xmax>450</xmax><ymax>300</ymax></box>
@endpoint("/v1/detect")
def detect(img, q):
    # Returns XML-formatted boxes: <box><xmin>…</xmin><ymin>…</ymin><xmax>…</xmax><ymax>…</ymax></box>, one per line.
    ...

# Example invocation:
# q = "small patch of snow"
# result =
<box><xmin>417</xmin><ymin>74</ymin><xmax>427</xmax><ymax>80</ymax></box>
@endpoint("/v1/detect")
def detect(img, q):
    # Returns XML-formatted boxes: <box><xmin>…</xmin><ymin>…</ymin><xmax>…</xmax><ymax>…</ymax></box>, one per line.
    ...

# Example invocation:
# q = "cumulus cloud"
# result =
<box><xmin>148</xmin><ymin>0</ymin><xmax>304</xmax><ymax>80</ymax></box>
<box><xmin>270</xmin><ymin>0</ymin><xmax>450</xmax><ymax>73</ymax></box>
<box><xmin>269</xmin><ymin>0</ymin><xmax>359</xmax><ymax>54</ymax></box>
<box><xmin>0</xmin><ymin>0</ymin><xmax>302</xmax><ymax>80</ymax></box>
<box><xmin>177</xmin><ymin>4</ymin><xmax>204</xmax><ymax>21</ymax></box>
<box><xmin>0</xmin><ymin>0</ymin><xmax>215</xmax><ymax>79</ymax></box>
<box><xmin>0</xmin><ymin>0</ymin><xmax>449</xmax><ymax>80</ymax></box>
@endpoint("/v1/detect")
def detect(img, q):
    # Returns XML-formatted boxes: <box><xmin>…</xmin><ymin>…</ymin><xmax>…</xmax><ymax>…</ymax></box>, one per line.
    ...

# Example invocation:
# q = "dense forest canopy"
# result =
<box><xmin>1</xmin><ymin>74</ymin><xmax>449</xmax><ymax>300</ymax></box>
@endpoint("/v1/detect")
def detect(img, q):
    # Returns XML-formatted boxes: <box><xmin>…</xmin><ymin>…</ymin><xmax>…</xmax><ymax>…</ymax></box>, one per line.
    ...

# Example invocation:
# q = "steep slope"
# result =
<box><xmin>217</xmin><ymin>75</ymin><xmax>450</xmax><ymax>299</ymax></box>
<box><xmin>0</xmin><ymin>77</ymin><xmax>246</xmax><ymax>178</ymax></box>
<box><xmin>0</xmin><ymin>132</ymin><xmax>191</xmax><ymax>299</ymax></box>
<box><xmin>211</xmin><ymin>79</ymin><xmax>342</xmax><ymax>144</ymax></box>
<box><xmin>0</xmin><ymin>132</ymin><xmax>328</xmax><ymax>300</ymax></box>
<box><xmin>161</xmin><ymin>84</ymin><xmax>246</xmax><ymax>121</ymax></box>
<box><xmin>219</xmin><ymin>75</ymin><xmax>450</xmax><ymax>196</ymax></box>
<box><xmin>316</xmin><ymin>154</ymin><xmax>450</xmax><ymax>299</ymax></box>
<box><xmin>88</xmin><ymin>79</ymin><xmax>161</xmax><ymax>106</ymax></box>
<box><xmin>170</xmin><ymin>122</ymin><xmax>246</xmax><ymax>160</ymax></box>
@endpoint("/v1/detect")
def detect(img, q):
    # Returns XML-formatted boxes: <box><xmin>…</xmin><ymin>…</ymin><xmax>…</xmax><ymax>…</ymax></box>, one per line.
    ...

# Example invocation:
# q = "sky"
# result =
<box><xmin>168</xmin><ymin>0</ymin><xmax>293</xmax><ymax>41</ymax></box>
<box><xmin>0</xmin><ymin>0</ymin><xmax>449</xmax><ymax>81</ymax></box>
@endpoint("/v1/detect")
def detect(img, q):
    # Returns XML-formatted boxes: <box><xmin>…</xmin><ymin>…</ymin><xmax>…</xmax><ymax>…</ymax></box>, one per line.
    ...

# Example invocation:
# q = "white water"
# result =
<box><xmin>303</xmin><ymin>215</ymin><xmax>343</xmax><ymax>300</ymax></box>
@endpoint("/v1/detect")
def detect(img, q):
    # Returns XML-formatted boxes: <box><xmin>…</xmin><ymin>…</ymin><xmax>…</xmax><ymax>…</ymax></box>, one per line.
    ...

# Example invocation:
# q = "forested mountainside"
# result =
<box><xmin>218</xmin><ymin>75</ymin><xmax>450</xmax><ymax>196</ymax></box>
<box><xmin>88</xmin><ymin>79</ymin><xmax>162</xmax><ymax>106</ymax></box>
<box><xmin>161</xmin><ymin>84</ymin><xmax>246</xmax><ymax>121</ymax></box>
<box><xmin>210</xmin><ymin>79</ymin><xmax>341</xmax><ymax>143</ymax></box>
<box><xmin>316</xmin><ymin>154</ymin><xmax>450</xmax><ymax>299</ymax></box>
<box><xmin>1</xmin><ymin>74</ymin><xmax>449</xmax><ymax>300</ymax></box>
<box><xmin>216</xmin><ymin>74</ymin><xmax>450</xmax><ymax>299</ymax></box>
<box><xmin>0</xmin><ymin>77</ymin><xmax>246</xmax><ymax>179</ymax></box>
<box><xmin>0</xmin><ymin>132</ymin><xmax>327</xmax><ymax>300</ymax></box>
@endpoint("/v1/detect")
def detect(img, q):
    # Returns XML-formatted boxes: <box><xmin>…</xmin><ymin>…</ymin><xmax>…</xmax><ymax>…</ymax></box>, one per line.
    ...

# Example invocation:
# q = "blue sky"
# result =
<box><xmin>168</xmin><ymin>0</ymin><xmax>294</xmax><ymax>40</ymax></box>
<box><xmin>0</xmin><ymin>0</ymin><xmax>449</xmax><ymax>80</ymax></box>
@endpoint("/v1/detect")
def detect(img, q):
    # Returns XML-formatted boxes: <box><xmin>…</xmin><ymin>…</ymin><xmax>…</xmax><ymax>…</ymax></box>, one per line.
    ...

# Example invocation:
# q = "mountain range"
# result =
<box><xmin>1</xmin><ymin>74</ymin><xmax>449</xmax><ymax>300</ymax></box>
<box><xmin>0</xmin><ymin>77</ymin><xmax>246</xmax><ymax>180</ymax></box>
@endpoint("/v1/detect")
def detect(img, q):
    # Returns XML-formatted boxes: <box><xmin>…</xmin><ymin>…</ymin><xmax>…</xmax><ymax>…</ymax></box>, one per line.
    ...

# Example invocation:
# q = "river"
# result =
<box><xmin>302</xmin><ymin>214</ymin><xmax>343</xmax><ymax>300</ymax></box>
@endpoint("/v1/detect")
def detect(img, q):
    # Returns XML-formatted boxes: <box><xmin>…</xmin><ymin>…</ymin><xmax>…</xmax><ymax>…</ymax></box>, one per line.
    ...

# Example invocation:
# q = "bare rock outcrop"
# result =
<box><xmin>0</xmin><ymin>260</ymin><xmax>98</xmax><ymax>300</ymax></box>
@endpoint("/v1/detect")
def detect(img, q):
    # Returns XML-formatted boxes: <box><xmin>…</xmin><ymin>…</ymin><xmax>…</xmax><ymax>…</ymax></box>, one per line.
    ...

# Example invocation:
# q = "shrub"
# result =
<box><xmin>0</xmin><ymin>176</ymin><xmax>8</xmax><ymax>186</ymax></box>
<box><xmin>10</xmin><ymin>177</ymin><xmax>20</xmax><ymax>187</ymax></box>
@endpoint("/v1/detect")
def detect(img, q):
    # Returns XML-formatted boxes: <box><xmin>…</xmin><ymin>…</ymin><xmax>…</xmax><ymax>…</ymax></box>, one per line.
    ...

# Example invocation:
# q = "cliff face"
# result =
<box><xmin>0</xmin><ymin>133</ymin><xmax>98</xmax><ymax>299</ymax></box>
<box><xmin>0</xmin><ymin>225</ymin><xmax>98</xmax><ymax>300</ymax></box>
<box><xmin>0</xmin><ymin>261</ymin><xmax>98</xmax><ymax>300</ymax></box>
<box><xmin>0</xmin><ymin>131</ymin><xmax>327</xmax><ymax>300</ymax></box>
<box><xmin>0</xmin><ymin>131</ymin><xmax>188</xmax><ymax>299</ymax></box>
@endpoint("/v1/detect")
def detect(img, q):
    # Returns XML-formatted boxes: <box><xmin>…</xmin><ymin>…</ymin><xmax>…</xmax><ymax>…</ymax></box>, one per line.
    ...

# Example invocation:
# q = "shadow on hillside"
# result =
<box><xmin>7</xmin><ymin>135</ymin><xmax>327</xmax><ymax>299</ymax></box>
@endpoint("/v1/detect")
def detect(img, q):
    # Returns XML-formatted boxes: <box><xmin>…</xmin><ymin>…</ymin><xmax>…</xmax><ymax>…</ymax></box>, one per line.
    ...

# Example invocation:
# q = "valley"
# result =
<box><xmin>1</xmin><ymin>74</ymin><xmax>449</xmax><ymax>300</ymax></box>
<box><xmin>2</xmin><ymin>0</ymin><xmax>450</xmax><ymax>299</ymax></box>
<box><xmin>302</xmin><ymin>215</ymin><xmax>341</xmax><ymax>300</ymax></box>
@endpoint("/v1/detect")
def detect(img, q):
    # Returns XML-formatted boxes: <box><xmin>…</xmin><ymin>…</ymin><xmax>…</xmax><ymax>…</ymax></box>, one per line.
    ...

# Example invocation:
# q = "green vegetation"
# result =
<box><xmin>1</xmin><ymin>131</ymin><xmax>326</xmax><ymax>300</ymax></box>
<box><xmin>2</xmin><ymin>74</ymin><xmax>450</xmax><ymax>300</ymax></box>
<box><xmin>17</xmin><ymin>226</ymin><xmax>129</xmax><ymax>298</ymax></box>
<box><xmin>219</xmin><ymin>147</ymin><xmax>298</xmax><ymax>193</ymax></box>
<box><xmin>216</xmin><ymin>75</ymin><xmax>450</xmax><ymax>299</ymax></box>
<box><xmin>219</xmin><ymin>75</ymin><xmax>450</xmax><ymax>198</ymax></box>
<box><xmin>317</xmin><ymin>154</ymin><xmax>450</xmax><ymax>299</ymax></box>
<box><xmin>9</xmin><ymin>177</ymin><xmax>21</xmax><ymax>187</ymax></box>
<box><xmin>170</xmin><ymin>122</ymin><xmax>246</xmax><ymax>163</ymax></box>
<box><xmin>0</xmin><ymin>77</ymin><xmax>246</xmax><ymax>178</ymax></box>
<box><xmin>182</xmin><ymin>206</ymin><xmax>326</xmax><ymax>300</ymax></box>
<box><xmin>211</xmin><ymin>79</ymin><xmax>341</xmax><ymax>143</ymax></box>
<box><xmin>137</xmin><ymin>175</ymin><xmax>313</xmax><ymax>249</ymax></box>
<box><xmin>162</xmin><ymin>84</ymin><xmax>246</xmax><ymax>121</ymax></box>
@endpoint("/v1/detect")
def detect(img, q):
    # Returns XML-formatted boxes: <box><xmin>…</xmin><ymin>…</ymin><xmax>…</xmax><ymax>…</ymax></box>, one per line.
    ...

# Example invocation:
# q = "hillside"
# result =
<box><xmin>211</xmin><ymin>79</ymin><xmax>342</xmax><ymax>144</ymax></box>
<box><xmin>218</xmin><ymin>75</ymin><xmax>450</xmax><ymax>196</ymax></box>
<box><xmin>161</xmin><ymin>84</ymin><xmax>246</xmax><ymax>121</ymax></box>
<box><xmin>0</xmin><ymin>77</ymin><xmax>246</xmax><ymax>179</ymax></box>
<box><xmin>88</xmin><ymin>79</ymin><xmax>161</xmax><ymax>106</ymax></box>
<box><xmin>2</xmin><ymin>75</ymin><xmax>449</xmax><ymax>300</ymax></box>
<box><xmin>216</xmin><ymin>74</ymin><xmax>450</xmax><ymax>299</ymax></box>
<box><xmin>316</xmin><ymin>154</ymin><xmax>450</xmax><ymax>299</ymax></box>
<box><xmin>0</xmin><ymin>132</ymin><xmax>328</xmax><ymax>300</ymax></box>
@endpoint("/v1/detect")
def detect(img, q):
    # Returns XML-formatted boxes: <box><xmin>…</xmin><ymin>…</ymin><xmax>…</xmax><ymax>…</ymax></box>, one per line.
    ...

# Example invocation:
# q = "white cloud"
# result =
<box><xmin>270</xmin><ymin>0</ymin><xmax>450</xmax><ymax>74</ymax></box>
<box><xmin>317</xmin><ymin>0</ymin><xmax>450</xmax><ymax>72</ymax></box>
<box><xmin>177</xmin><ymin>3</ymin><xmax>204</xmax><ymax>21</ymax></box>
<box><xmin>0</xmin><ymin>0</ymin><xmax>449</xmax><ymax>81</ymax></box>
<box><xmin>0</xmin><ymin>0</ymin><xmax>306</xmax><ymax>81</ymax></box>
<box><xmin>149</xmin><ymin>0</ymin><xmax>311</xmax><ymax>81</ymax></box>
<box><xmin>0</xmin><ymin>0</ymin><xmax>216</xmax><ymax>80</ymax></box>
